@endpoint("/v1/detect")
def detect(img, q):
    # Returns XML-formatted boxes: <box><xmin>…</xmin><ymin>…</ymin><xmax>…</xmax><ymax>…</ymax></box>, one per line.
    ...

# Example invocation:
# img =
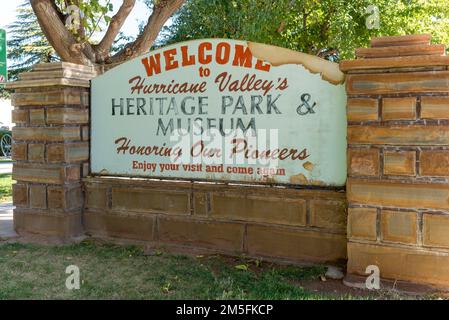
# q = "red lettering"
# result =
<box><xmin>232</xmin><ymin>44</ymin><xmax>252</xmax><ymax>68</ymax></box>
<box><xmin>141</xmin><ymin>42</ymin><xmax>271</xmax><ymax>75</ymax></box>
<box><xmin>141</xmin><ymin>53</ymin><xmax>161</xmax><ymax>76</ymax></box>
<box><xmin>255</xmin><ymin>59</ymin><xmax>271</xmax><ymax>72</ymax></box>
<box><xmin>198</xmin><ymin>42</ymin><xmax>212</xmax><ymax>64</ymax></box>
<box><xmin>216</xmin><ymin>42</ymin><xmax>231</xmax><ymax>65</ymax></box>
<box><xmin>180</xmin><ymin>45</ymin><xmax>195</xmax><ymax>66</ymax></box>
<box><xmin>164</xmin><ymin>48</ymin><xmax>179</xmax><ymax>71</ymax></box>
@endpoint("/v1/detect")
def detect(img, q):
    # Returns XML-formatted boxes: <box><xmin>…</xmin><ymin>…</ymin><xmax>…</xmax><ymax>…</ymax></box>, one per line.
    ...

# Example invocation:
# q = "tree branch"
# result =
<box><xmin>31</xmin><ymin>0</ymin><xmax>92</xmax><ymax>65</ymax></box>
<box><xmin>94</xmin><ymin>0</ymin><xmax>136</xmax><ymax>62</ymax></box>
<box><xmin>109</xmin><ymin>0</ymin><xmax>185</xmax><ymax>63</ymax></box>
<box><xmin>32</xmin><ymin>0</ymin><xmax>184</xmax><ymax>66</ymax></box>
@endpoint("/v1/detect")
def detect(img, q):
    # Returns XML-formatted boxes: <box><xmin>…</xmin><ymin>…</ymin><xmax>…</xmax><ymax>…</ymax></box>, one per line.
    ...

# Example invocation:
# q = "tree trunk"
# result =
<box><xmin>109</xmin><ymin>0</ymin><xmax>185</xmax><ymax>63</ymax></box>
<box><xmin>31</xmin><ymin>0</ymin><xmax>185</xmax><ymax>66</ymax></box>
<box><xmin>31</xmin><ymin>0</ymin><xmax>92</xmax><ymax>65</ymax></box>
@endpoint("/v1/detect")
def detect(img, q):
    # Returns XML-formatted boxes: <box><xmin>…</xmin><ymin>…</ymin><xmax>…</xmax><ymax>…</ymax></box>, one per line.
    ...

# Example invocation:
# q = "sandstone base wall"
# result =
<box><xmin>83</xmin><ymin>177</ymin><xmax>347</xmax><ymax>263</ymax></box>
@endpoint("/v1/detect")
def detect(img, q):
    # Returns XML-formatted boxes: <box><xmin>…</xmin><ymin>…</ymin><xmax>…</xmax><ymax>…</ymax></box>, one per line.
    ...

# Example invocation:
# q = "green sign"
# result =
<box><xmin>0</xmin><ymin>29</ymin><xmax>6</xmax><ymax>83</ymax></box>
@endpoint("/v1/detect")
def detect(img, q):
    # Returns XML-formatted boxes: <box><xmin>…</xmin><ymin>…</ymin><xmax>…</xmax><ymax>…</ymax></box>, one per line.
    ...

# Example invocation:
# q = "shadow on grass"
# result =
<box><xmin>0</xmin><ymin>240</ymin><xmax>434</xmax><ymax>300</ymax></box>
<box><xmin>0</xmin><ymin>240</ymin><xmax>349</xmax><ymax>300</ymax></box>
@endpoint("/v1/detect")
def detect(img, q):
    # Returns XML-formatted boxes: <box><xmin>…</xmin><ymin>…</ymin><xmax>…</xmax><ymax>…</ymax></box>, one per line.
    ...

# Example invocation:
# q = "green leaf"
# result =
<box><xmin>234</xmin><ymin>264</ymin><xmax>249</xmax><ymax>271</ymax></box>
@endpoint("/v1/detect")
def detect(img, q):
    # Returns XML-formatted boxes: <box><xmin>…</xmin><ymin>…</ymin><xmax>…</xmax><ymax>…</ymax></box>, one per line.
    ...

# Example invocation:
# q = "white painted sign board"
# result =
<box><xmin>91</xmin><ymin>39</ymin><xmax>347</xmax><ymax>186</ymax></box>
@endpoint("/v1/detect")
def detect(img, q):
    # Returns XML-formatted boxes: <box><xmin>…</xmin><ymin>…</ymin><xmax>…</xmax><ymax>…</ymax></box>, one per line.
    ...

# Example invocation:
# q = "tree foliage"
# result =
<box><xmin>7</xmin><ymin>1</ymin><xmax>59</xmax><ymax>81</ymax></box>
<box><xmin>162</xmin><ymin>0</ymin><xmax>449</xmax><ymax>60</ymax></box>
<box><xmin>54</xmin><ymin>0</ymin><xmax>115</xmax><ymax>42</ymax></box>
<box><xmin>0</xmin><ymin>1</ymin><xmax>59</xmax><ymax>99</ymax></box>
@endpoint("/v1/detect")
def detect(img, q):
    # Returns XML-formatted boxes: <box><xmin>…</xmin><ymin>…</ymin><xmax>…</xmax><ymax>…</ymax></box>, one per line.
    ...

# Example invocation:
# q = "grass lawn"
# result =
<box><xmin>0</xmin><ymin>240</ymin><xmax>432</xmax><ymax>300</ymax></box>
<box><xmin>0</xmin><ymin>173</ymin><xmax>12</xmax><ymax>203</ymax></box>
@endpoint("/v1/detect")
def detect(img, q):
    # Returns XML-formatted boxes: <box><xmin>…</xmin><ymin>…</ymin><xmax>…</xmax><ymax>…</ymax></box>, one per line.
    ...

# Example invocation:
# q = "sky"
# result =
<box><xmin>0</xmin><ymin>1</ymin><xmax>22</xmax><ymax>31</ymax></box>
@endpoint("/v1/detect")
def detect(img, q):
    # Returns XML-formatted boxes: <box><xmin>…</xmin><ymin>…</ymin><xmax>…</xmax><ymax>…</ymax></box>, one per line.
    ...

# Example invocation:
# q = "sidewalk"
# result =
<box><xmin>0</xmin><ymin>161</ymin><xmax>13</xmax><ymax>174</ymax></box>
<box><xmin>0</xmin><ymin>202</ymin><xmax>17</xmax><ymax>239</ymax></box>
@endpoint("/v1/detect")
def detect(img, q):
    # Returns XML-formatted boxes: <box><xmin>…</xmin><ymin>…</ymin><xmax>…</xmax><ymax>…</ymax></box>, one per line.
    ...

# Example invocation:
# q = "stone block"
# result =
<box><xmin>347</xmin><ymin>207</ymin><xmax>377</xmax><ymax>241</ymax></box>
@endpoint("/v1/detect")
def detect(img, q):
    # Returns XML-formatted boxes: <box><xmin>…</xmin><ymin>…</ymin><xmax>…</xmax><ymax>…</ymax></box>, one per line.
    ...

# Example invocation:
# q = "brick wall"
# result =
<box><xmin>84</xmin><ymin>177</ymin><xmax>347</xmax><ymax>263</ymax></box>
<box><xmin>7</xmin><ymin>62</ymin><xmax>96</xmax><ymax>238</ymax></box>
<box><xmin>341</xmin><ymin>34</ymin><xmax>449</xmax><ymax>287</ymax></box>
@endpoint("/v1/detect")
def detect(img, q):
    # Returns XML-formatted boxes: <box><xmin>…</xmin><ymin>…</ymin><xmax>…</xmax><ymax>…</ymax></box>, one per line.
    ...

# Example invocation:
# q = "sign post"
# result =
<box><xmin>0</xmin><ymin>29</ymin><xmax>7</xmax><ymax>83</ymax></box>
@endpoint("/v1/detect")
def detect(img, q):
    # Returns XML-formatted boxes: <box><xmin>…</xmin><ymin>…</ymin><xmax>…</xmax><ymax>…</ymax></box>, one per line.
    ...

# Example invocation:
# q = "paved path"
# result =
<box><xmin>0</xmin><ymin>203</ymin><xmax>17</xmax><ymax>239</ymax></box>
<box><xmin>0</xmin><ymin>162</ymin><xmax>12</xmax><ymax>174</ymax></box>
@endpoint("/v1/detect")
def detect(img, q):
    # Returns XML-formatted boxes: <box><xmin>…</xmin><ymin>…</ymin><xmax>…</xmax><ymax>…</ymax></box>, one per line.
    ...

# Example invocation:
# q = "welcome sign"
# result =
<box><xmin>91</xmin><ymin>39</ymin><xmax>347</xmax><ymax>186</ymax></box>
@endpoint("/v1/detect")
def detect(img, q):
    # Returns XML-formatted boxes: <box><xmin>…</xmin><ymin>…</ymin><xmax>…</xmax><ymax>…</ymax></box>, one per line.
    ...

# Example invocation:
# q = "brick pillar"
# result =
<box><xmin>7</xmin><ymin>62</ymin><xmax>96</xmax><ymax>239</ymax></box>
<box><xmin>341</xmin><ymin>34</ymin><xmax>449</xmax><ymax>288</ymax></box>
